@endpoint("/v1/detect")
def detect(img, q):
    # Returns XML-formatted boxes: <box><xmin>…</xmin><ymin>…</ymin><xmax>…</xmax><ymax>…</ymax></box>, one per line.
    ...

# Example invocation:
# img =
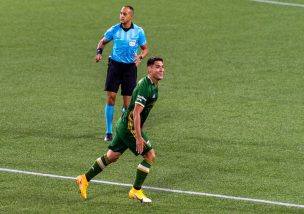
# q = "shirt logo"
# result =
<box><xmin>129</xmin><ymin>40</ymin><xmax>136</xmax><ymax>47</ymax></box>
<box><xmin>152</xmin><ymin>94</ymin><xmax>156</xmax><ymax>98</ymax></box>
<box><xmin>136</xmin><ymin>95</ymin><xmax>147</xmax><ymax>102</ymax></box>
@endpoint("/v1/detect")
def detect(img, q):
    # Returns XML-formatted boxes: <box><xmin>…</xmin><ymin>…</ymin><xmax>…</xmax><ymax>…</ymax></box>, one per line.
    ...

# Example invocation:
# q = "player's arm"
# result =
<box><xmin>135</xmin><ymin>44</ymin><xmax>148</xmax><ymax>66</ymax></box>
<box><xmin>96</xmin><ymin>37</ymin><xmax>109</xmax><ymax>63</ymax></box>
<box><xmin>133</xmin><ymin>103</ymin><xmax>145</xmax><ymax>154</ymax></box>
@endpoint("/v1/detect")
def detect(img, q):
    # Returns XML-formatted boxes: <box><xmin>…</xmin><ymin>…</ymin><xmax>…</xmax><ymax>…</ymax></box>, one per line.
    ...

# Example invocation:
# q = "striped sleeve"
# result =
<box><xmin>135</xmin><ymin>94</ymin><xmax>147</xmax><ymax>107</ymax></box>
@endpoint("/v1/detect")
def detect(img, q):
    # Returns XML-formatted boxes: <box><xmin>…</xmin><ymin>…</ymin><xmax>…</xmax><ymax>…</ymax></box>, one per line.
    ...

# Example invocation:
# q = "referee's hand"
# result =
<box><xmin>96</xmin><ymin>54</ymin><xmax>102</xmax><ymax>63</ymax></box>
<box><xmin>134</xmin><ymin>55</ymin><xmax>142</xmax><ymax>66</ymax></box>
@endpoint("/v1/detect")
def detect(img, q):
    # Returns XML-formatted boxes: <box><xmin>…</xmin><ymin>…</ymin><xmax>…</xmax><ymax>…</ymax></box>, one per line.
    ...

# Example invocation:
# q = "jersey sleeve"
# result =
<box><xmin>104</xmin><ymin>26</ymin><xmax>115</xmax><ymax>41</ymax></box>
<box><xmin>138</xmin><ymin>28</ymin><xmax>147</xmax><ymax>46</ymax></box>
<box><xmin>135</xmin><ymin>85</ymin><xmax>149</xmax><ymax>107</ymax></box>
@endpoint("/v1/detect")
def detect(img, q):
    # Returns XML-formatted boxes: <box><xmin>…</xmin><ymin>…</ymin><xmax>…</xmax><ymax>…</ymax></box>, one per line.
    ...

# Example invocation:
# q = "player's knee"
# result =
<box><xmin>111</xmin><ymin>157</ymin><xmax>119</xmax><ymax>163</ymax></box>
<box><xmin>151</xmin><ymin>152</ymin><xmax>156</xmax><ymax>162</ymax></box>
<box><xmin>144</xmin><ymin>150</ymin><xmax>155</xmax><ymax>163</ymax></box>
<box><xmin>150</xmin><ymin>154</ymin><xmax>155</xmax><ymax>163</ymax></box>
<box><xmin>107</xmin><ymin>150</ymin><xmax>121</xmax><ymax>163</ymax></box>
<box><xmin>109</xmin><ymin>155</ymin><xmax>119</xmax><ymax>163</ymax></box>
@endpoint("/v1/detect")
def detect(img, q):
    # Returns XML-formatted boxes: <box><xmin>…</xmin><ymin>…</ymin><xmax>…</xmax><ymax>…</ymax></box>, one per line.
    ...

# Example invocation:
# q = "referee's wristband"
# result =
<box><xmin>96</xmin><ymin>48</ymin><xmax>103</xmax><ymax>55</ymax></box>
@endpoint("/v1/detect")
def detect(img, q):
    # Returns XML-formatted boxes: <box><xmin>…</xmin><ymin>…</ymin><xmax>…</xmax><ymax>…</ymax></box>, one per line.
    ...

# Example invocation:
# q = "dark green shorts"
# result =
<box><xmin>108</xmin><ymin>118</ymin><xmax>153</xmax><ymax>156</ymax></box>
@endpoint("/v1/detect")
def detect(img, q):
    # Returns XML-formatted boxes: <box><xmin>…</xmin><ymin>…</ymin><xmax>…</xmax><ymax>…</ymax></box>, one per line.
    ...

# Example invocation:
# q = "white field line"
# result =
<box><xmin>252</xmin><ymin>0</ymin><xmax>304</xmax><ymax>7</ymax></box>
<box><xmin>1</xmin><ymin>167</ymin><xmax>304</xmax><ymax>208</ymax></box>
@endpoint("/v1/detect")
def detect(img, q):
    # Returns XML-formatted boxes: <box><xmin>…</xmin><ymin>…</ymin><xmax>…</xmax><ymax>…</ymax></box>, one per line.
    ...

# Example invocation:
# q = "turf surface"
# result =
<box><xmin>1</xmin><ymin>0</ymin><xmax>303</xmax><ymax>213</ymax></box>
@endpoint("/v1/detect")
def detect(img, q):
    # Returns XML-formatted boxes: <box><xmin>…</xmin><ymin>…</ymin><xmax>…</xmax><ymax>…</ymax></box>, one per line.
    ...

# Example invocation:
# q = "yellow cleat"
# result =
<box><xmin>76</xmin><ymin>175</ymin><xmax>89</xmax><ymax>201</ymax></box>
<box><xmin>128</xmin><ymin>187</ymin><xmax>152</xmax><ymax>203</ymax></box>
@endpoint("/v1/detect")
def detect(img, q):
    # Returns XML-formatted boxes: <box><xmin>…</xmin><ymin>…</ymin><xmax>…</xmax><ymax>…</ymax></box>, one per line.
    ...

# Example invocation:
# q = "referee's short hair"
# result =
<box><xmin>147</xmin><ymin>57</ymin><xmax>163</xmax><ymax>66</ymax></box>
<box><xmin>124</xmin><ymin>5</ymin><xmax>134</xmax><ymax>14</ymax></box>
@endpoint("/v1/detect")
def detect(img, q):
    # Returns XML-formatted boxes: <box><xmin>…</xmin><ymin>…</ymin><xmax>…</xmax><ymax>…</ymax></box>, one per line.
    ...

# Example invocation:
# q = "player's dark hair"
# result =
<box><xmin>124</xmin><ymin>5</ymin><xmax>134</xmax><ymax>14</ymax></box>
<box><xmin>147</xmin><ymin>57</ymin><xmax>164</xmax><ymax>66</ymax></box>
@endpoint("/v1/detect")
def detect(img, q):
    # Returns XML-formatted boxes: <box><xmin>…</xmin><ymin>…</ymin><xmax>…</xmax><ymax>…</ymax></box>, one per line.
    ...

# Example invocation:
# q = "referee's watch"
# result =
<box><xmin>139</xmin><ymin>55</ymin><xmax>143</xmax><ymax>60</ymax></box>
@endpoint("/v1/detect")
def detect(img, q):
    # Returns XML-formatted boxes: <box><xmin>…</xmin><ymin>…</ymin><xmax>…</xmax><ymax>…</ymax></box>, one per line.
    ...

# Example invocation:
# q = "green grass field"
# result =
<box><xmin>1</xmin><ymin>0</ymin><xmax>304</xmax><ymax>213</ymax></box>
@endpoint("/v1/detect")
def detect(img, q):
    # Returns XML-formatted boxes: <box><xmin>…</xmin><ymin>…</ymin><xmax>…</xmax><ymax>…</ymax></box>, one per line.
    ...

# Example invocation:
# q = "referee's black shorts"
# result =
<box><xmin>104</xmin><ymin>59</ymin><xmax>137</xmax><ymax>96</ymax></box>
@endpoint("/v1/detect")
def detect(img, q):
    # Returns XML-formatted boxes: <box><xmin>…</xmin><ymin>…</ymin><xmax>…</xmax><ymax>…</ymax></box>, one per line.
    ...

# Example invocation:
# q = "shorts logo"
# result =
<box><xmin>129</xmin><ymin>40</ymin><xmax>136</xmax><ymax>47</ymax></box>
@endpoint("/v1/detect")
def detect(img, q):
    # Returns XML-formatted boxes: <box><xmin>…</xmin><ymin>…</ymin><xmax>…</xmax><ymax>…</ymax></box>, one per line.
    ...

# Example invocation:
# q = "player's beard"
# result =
<box><xmin>156</xmin><ymin>73</ymin><xmax>163</xmax><ymax>80</ymax></box>
<box><xmin>156</xmin><ymin>76</ymin><xmax>163</xmax><ymax>81</ymax></box>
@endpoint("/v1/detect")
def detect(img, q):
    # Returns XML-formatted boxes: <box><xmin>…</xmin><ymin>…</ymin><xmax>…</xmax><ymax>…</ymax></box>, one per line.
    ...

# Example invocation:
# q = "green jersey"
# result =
<box><xmin>109</xmin><ymin>75</ymin><xmax>158</xmax><ymax>155</ymax></box>
<box><xmin>121</xmin><ymin>76</ymin><xmax>158</xmax><ymax>132</ymax></box>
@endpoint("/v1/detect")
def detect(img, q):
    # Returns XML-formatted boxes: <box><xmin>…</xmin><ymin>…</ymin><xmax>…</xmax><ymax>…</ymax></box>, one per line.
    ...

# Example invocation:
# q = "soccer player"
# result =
<box><xmin>96</xmin><ymin>5</ymin><xmax>149</xmax><ymax>142</ymax></box>
<box><xmin>76</xmin><ymin>57</ymin><xmax>165</xmax><ymax>203</ymax></box>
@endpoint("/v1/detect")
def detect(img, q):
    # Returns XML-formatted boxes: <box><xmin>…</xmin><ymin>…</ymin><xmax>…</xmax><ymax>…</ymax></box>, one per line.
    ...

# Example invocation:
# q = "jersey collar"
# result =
<box><xmin>147</xmin><ymin>75</ymin><xmax>156</xmax><ymax>86</ymax></box>
<box><xmin>120</xmin><ymin>23</ymin><xmax>134</xmax><ymax>32</ymax></box>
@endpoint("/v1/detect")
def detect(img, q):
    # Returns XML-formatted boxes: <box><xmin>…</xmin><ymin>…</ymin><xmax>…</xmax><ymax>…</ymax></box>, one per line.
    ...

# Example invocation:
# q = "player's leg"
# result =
<box><xmin>135</xmin><ymin>148</ymin><xmax>155</xmax><ymax>188</ymax></box>
<box><xmin>76</xmin><ymin>150</ymin><xmax>120</xmax><ymax>201</ymax></box>
<box><xmin>84</xmin><ymin>149</ymin><xmax>121</xmax><ymax>181</ymax></box>
<box><xmin>127</xmin><ymin>132</ymin><xmax>154</xmax><ymax>203</ymax></box>
<box><xmin>129</xmin><ymin>149</ymin><xmax>155</xmax><ymax>203</ymax></box>
<box><xmin>76</xmin><ymin>132</ymin><xmax>127</xmax><ymax>201</ymax></box>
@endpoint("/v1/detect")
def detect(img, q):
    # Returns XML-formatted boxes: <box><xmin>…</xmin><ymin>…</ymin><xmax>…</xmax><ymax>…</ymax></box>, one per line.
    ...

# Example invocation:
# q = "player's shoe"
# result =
<box><xmin>76</xmin><ymin>174</ymin><xmax>89</xmax><ymax>200</ymax></box>
<box><xmin>128</xmin><ymin>187</ymin><xmax>152</xmax><ymax>203</ymax></box>
<box><xmin>104</xmin><ymin>133</ymin><xmax>112</xmax><ymax>142</ymax></box>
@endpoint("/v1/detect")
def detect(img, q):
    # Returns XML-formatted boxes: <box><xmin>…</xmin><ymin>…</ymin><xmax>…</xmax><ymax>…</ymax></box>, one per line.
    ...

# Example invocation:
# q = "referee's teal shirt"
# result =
<box><xmin>104</xmin><ymin>23</ymin><xmax>147</xmax><ymax>64</ymax></box>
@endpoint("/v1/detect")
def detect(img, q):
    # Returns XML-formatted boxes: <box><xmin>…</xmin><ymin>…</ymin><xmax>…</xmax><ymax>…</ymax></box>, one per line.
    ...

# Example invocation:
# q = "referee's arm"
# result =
<box><xmin>96</xmin><ymin>38</ymin><xmax>110</xmax><ymax>63</ymax></box>
<box><xmin>135</xmin><ymin>44</ymin><xmax>148</xmax><ymax>66</ymax></box>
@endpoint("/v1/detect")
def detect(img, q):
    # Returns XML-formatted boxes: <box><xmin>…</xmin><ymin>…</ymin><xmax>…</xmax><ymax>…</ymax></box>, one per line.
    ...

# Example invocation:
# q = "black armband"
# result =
<box><xmin>96</xmin><ymin>48</ymin><xmax>103</xmax><ymax>55</ymax></box>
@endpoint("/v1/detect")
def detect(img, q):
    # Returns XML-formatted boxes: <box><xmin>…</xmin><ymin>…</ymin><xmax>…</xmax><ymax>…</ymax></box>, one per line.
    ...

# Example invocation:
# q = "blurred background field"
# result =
<box><xmin>0</xmin><ymin>0</ymin><xmax>303</xmax><ymax>213</ymax></box>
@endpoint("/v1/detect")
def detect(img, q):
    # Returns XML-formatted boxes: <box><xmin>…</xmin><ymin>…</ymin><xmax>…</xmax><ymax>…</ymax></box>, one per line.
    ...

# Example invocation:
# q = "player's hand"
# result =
<box><xmin>136</xmin><ymin>137</ymin><xmax>145</xmax><ymax>154</ymax></box>
<box><xmin>96</xmin><ymin>54</ymin><xmax>102</xmax><ymax>63</ymax></box>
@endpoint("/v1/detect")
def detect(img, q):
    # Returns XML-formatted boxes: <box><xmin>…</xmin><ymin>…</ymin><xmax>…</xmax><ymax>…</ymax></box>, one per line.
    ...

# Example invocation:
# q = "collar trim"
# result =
<box><xmin>147</xmin><ymin>76</ymin><xmax>155</xmax><ymax>85</ymax></box>
<box><xmin>120</xmin><ymin>23</ymin><xmax>134</xmax><ymax>32</ymax></box>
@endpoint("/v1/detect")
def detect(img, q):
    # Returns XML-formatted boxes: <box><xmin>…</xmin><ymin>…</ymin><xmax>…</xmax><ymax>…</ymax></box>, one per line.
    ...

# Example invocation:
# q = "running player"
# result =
<box><xmin>76</xmin><ymin>57</ymin><xmax>165</xmax><ymax>203</ymax></box>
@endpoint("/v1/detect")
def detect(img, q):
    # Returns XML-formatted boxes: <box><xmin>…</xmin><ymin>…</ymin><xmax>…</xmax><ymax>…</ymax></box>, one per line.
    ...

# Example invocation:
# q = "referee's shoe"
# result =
<box><xmin>104</xmin><ymin>133</ymin><xmax>112</xmax><ymax>142</ymax></box>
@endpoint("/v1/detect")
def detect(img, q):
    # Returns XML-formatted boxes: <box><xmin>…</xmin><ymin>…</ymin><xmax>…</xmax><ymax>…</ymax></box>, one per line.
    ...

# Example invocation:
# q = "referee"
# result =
<box><xmin>96</xmin><ymin>5</ymin><xmax>148</xmax><ymax>142</ymax></box>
